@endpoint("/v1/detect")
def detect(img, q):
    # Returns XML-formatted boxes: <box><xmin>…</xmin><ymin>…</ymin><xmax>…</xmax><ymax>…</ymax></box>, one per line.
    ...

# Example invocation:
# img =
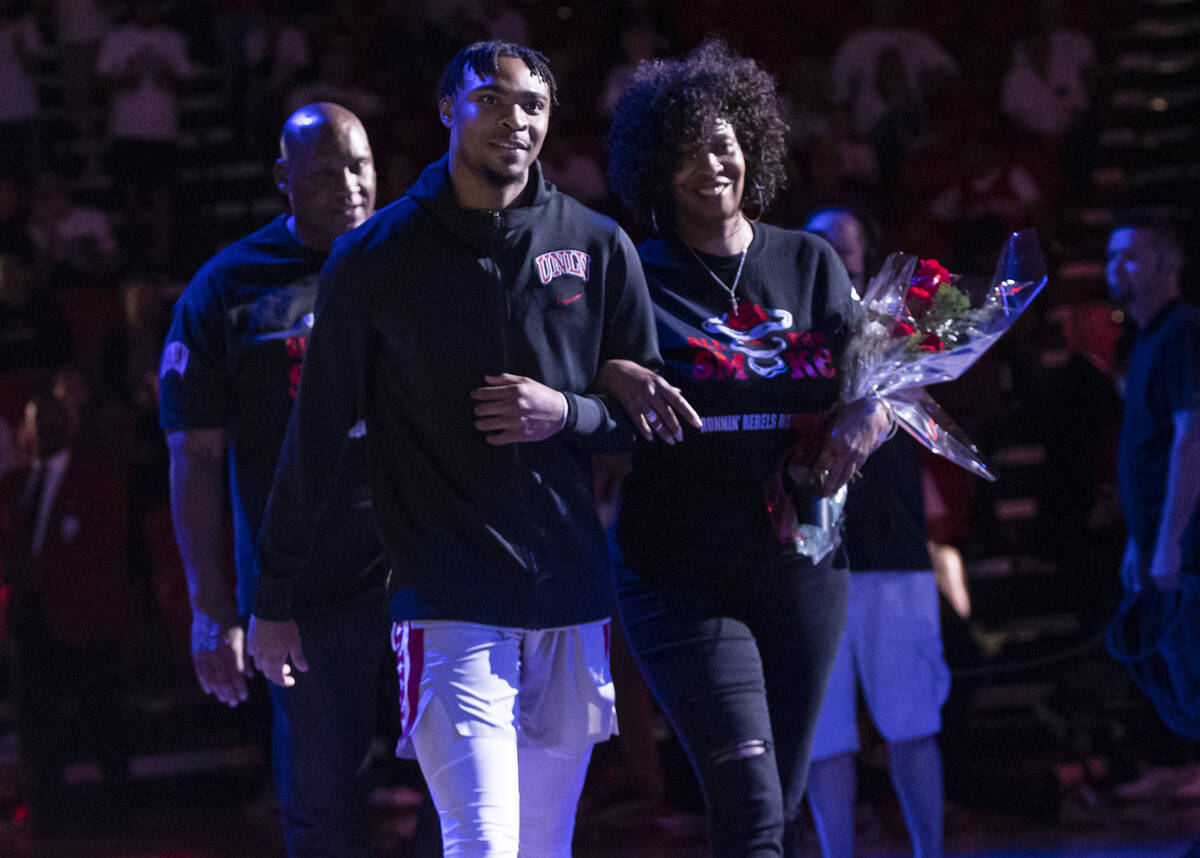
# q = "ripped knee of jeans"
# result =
<box><xmin>709</xmin><ymin>739</ymin><xmax>769</xmax><ymax>765</ymax></box>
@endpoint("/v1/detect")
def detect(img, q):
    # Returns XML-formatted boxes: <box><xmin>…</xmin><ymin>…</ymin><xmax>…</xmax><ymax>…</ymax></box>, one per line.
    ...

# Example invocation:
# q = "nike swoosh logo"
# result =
<box><xmin>556</xmin><ymin>293</ymin><xmax>583</xmax><ymax>307</ymax></box>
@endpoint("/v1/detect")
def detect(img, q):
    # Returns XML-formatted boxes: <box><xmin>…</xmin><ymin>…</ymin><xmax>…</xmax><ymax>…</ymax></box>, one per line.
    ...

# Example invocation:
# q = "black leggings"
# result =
<box><xmin>614</xmin><ymin>554</ymin><xmax>848</xmax><ymax>857</ymax></box>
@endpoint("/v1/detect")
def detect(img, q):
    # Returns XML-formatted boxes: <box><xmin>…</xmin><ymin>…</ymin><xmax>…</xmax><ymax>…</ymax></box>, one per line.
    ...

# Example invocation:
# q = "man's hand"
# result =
<box><xmin>191</xmin><ymin>609</ymin><xmax>252</xmax><ymax>707</ymax></box>
<box><xmin>594</xmin><ymin>359</ymin><xmax>702</xmax><ymax>444</ymax></box>
<box><xmin>1119</xmin><ymin>539</ymin><xmax>1143</xmax><ymax>593</ymax></box>
<box><xmin>1146</xmin><ymin>407</ymin><xmax>1200</xmax><ymax>593</ymax></box>
<box><xmin>471</xmin><ymin>374</ymin><xmax>568</xmax><ymax>444</ymax></box>
<box><xmin>1148</xmin><ymin>536</ymin><xmax>1183</xmax><ymax>592</ymax></box>
<box><xmin>811</xmin><ymin>397</ymin><xmax>893</xmax><ymax>497</ymax></box>
<box><xmin>247</xmin><ymin>615</ymin><xmax>308</xmax><ymax>688</ymax></box>
<box><xmin>593</xmin><ymin>453</ymin><xmax>633</xmax><ymax>529</ymax></box>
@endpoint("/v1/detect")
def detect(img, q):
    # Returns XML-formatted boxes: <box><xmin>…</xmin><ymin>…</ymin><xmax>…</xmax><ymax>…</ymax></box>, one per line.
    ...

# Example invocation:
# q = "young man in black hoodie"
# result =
<box><xmin>249</xmin><ymin>42</ymin><xmax>683</xmax><ymax>855</ymax></box>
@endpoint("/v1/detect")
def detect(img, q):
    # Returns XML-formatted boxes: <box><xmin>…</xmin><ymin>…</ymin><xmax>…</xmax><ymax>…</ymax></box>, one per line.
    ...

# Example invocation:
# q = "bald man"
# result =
<box><xmin>159</xmin><ymin>103</ymin><xmax>389</xmax><ymax>856</ymax></box>
<box><xmin>803</xmin><ymin>208</ymin><xmax>870</xmax><ymax>297</ymax></box>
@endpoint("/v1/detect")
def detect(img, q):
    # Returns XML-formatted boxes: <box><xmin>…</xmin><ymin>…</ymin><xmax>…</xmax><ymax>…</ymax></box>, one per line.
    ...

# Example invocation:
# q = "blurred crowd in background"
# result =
<box><xmin>0</xmin><ymin>0</ymin><xmax>1197</xmax><ymax>840</ymax></box>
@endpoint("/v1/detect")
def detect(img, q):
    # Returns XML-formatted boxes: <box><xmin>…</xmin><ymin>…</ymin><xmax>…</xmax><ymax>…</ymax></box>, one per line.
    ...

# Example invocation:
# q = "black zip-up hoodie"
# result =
<box><xmin>254</xmin><ymin>156</ymin><xmax>660</xmax><ymax>628</ymax></box>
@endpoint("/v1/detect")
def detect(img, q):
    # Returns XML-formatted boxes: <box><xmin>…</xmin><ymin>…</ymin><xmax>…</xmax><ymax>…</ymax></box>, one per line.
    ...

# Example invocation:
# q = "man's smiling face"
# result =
<box><xmin>442</xmin><ymin>55</ymin><xmax>551</xmax><ymax>191</ymax></box>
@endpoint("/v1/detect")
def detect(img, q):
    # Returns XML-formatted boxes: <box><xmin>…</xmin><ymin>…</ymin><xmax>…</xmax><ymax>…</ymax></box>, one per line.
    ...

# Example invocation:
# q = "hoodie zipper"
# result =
<box><xmin>489</xmin><ymin>208</ymin><xmax>540</xmax><ymax>620</ymax></box>
<box><xmin>489</xmin><ymin>209</ymin><xmax>515</xmax><ymax>386</ymax></box>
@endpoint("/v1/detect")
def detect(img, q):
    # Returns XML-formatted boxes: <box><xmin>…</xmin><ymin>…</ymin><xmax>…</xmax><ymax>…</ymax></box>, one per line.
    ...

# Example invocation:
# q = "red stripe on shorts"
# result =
<box><xmin>391</xmin><ymin>622</ymin><xmax>424</xmax><ymax>740</ymax></box>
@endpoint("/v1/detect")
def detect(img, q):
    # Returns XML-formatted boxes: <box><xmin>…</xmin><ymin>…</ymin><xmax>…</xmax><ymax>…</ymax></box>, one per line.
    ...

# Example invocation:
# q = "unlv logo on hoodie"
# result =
<box><xmin>534</xmin><ymin>249</ymin><xmax>591</xmax><ymax>285</ymax></box>
<box><xmin>689</xmin><ymin>300</ymin><xmax>837</xmax><ymax>381</ymax></box>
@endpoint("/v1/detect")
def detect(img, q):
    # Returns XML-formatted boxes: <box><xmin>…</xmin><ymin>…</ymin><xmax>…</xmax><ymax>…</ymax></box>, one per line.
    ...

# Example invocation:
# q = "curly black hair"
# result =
<box><xmin>439</xmin><ymin>41</ymin><xmax>558</xmax><ymax>107</ymax></box>
<box><xmin>606</xmin><ymin>39</ymin><xmax>788</xmax><ymax>229</ymax></box>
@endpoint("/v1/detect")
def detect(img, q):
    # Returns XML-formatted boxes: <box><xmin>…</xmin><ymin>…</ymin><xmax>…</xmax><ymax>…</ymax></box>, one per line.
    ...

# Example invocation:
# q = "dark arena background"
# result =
<box><xmin>1</xmin><ymin>0</ymin><xmax>1199</xmax><ymax>855</ymax></box>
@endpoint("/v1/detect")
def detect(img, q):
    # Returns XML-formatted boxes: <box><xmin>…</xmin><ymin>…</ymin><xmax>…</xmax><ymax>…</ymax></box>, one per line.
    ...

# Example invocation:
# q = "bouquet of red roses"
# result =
<box><xmin>842</xmin><ymin>228</ymin><xmax>1047</xmax><ymax>479</ymax></box>
<box><xmin>767</xmin><ymin>229</ymin><xmax>1046</xmax><ymax>561</ymax></box>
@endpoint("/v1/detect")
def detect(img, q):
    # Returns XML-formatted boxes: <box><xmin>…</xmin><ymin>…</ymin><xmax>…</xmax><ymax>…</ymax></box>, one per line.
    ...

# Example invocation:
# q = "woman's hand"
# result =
<box><xmin>594</xmin><ymin>359</ymin><xmax>702</xmax><ymax>444</ymax></box>
<box><xmin>811</xmin><ymin>396</ymin><xmax>894</xmax><ymax>496</ymax></box>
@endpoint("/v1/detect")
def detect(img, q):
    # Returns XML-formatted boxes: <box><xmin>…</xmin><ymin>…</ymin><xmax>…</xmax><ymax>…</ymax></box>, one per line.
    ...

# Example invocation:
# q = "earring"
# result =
<box><xmin>650</xmin><ymin>207</ymin><xmax>660</xmax><ymax>235</ymax></box>
<box><xmin>743</xmin><ymin>182</ymin><xmax>765</xmax><ymax>223</ymax></box>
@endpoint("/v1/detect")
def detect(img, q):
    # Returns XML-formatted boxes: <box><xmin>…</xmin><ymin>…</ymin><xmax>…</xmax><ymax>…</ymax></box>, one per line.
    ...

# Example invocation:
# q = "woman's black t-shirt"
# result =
<box><xmin>617</xmin><ymin>223</ymin><xmax>856</xmax><ymax>583</ymax></box>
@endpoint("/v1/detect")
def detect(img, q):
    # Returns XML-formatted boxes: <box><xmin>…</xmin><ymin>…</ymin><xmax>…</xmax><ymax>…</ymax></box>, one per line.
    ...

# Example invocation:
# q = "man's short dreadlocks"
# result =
<box><xmin>439</xmin><ymin>41</ymin><xmax>558</xmax><ymax>107</ymax></box>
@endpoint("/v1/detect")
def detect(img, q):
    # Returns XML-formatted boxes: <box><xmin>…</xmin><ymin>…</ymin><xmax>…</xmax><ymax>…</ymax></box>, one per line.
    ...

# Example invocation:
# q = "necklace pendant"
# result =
<box><xmin>685</xmin><ymin>241</ymin><xmax>750</xmax><ymax>318</ymax></box>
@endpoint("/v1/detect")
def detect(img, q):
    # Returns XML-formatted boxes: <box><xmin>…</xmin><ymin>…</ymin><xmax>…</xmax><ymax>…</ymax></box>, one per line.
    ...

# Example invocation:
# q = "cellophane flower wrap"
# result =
<box><xmin>767</xmin><ymin>229</ymin><xmax>1047</xmax><ymax>561</ymax></box>
<box><xmin>843</xmin><ymin>228</ymin><xmax>1047</xmax><ymax>477</ymax></box>
<box><xmin>765</xmin><ymin>412</ymin><xmax>845</xmax><ymax>563</ymax></box>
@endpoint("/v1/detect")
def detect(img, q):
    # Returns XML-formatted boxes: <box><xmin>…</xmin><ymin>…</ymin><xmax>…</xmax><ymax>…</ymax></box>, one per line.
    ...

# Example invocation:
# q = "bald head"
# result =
<box><xmin>805</xmin><ymin>208</ymin><xmax>868</xmax><ymax>295</ymax></box>
<box><xmin>274</xmin><ymin>102</ymin><xmax>376</xmax><ymax>251</ymax></box>
<box><xmin>279</xmin><ymin>102</ymin><xmax>358</xmax><ymax>159</ymax></box>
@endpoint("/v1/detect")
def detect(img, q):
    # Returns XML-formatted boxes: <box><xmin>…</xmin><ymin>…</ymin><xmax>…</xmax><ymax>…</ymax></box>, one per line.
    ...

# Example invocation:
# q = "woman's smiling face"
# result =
<box><xmin>671</xmin><ymin>120</ymin><xmax>746</xmax><ymax>234</ymax></box>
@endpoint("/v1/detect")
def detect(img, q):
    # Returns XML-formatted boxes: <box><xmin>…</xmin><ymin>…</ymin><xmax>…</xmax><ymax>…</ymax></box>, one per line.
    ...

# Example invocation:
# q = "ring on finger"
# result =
<box><xmin>645</xmin><ymin>409</ymin><xmax>659</xmax><ymax>423</ymax></box>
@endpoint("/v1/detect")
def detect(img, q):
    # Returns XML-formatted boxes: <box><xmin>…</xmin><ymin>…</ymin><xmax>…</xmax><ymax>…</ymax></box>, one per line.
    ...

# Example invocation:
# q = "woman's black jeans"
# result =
<box><xmin>614</xmin><ymin>553</ymin><xmax>848</xmax><ymax>857</ymax></box>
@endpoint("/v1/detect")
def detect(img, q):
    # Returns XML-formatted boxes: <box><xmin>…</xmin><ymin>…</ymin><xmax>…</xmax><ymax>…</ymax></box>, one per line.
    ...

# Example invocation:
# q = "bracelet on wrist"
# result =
<box><xmin>558</xmin><ymin>392</ymin><xmax>569</xmax><ymax>431</ymax></box>
<box><xmin>872</xmin><ymin>395</ymin><xmax>899</xmax><ymax>442</ymax></box>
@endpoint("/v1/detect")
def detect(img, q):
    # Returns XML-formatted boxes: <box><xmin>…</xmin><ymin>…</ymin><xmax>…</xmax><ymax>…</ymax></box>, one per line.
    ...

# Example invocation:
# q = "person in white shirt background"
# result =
<box><xmin>96</xmin><ymin>0</ymin><xmax>194</xmax><ymax>267</ymax></box>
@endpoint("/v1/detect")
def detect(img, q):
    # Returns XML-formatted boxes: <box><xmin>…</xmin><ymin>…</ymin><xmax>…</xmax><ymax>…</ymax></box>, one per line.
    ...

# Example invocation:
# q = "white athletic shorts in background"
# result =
<box><xmin>809</xmin><ymin>571</ymin><xmax>950</xmax><ymax>760</ymax></box>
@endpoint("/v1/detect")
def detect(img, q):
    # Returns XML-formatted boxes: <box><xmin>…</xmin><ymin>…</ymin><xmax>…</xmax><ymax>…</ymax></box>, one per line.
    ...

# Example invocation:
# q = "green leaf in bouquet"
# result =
<box><xmin>928</xmin><ymin>281</ymin><xmax>972</xmax><ymax>326</ymax></box>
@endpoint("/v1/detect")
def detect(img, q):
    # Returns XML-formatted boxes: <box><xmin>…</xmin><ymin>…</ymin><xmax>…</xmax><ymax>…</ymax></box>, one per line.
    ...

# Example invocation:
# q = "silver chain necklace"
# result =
<box><xmin>686</xmin><ymin>234</ymin><xmax>752</xmax><ymax>312</ymax></box>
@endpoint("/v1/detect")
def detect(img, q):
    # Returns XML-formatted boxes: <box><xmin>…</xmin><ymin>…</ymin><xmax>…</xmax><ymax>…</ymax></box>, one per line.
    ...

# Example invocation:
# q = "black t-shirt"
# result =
<box><xmin>618</xmin><ymin>224</ymin><xmax>856</xmax><ymax>583</ymax></box>
<box><xmin>842</xmin><ymin>432</ymin><xmax>931</xmax><ymax>572</ymax></box>
<box><xmin>1118</xmin><ymin>300</ymin><xmax>1200</xmax><ymax>574</ymax></box>
<box><xmin>159</xmin><ymin>215</ymin><xmax>384</xmax><ymax>616</ymax></box>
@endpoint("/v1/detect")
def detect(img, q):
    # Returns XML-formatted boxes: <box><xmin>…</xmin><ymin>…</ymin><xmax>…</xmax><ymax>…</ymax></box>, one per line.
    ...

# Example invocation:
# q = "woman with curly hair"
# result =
<box><xmin>597</xmin><ymin>40</ymin><xmax>894</xmax><ymax>856</ymax></box>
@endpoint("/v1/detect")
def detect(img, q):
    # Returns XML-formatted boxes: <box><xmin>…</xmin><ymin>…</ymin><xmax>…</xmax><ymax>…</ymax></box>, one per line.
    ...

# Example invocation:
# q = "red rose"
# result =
<box><xmin>912</xmin><ymin>259</ymin><xmax>951</xmax><ymax>293</ymax></box>
<box><xmin>918</xmin><ymin>331</ymin><xmax>944</xmax><ymax>351</ymax></box>
<box><xmin>892</xmin><ymin>320</ymin><xmax>916</xmax><ymax>338</ymax></box>
<box><xmin>905</xmin><ymin>285</ymin><xmax>934</xmax><ymax>318</ymax></box>
<box><xmin>905</xmin><ymin>259</ymin><xmax>951</xmax><ymax>320</ymax></box>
